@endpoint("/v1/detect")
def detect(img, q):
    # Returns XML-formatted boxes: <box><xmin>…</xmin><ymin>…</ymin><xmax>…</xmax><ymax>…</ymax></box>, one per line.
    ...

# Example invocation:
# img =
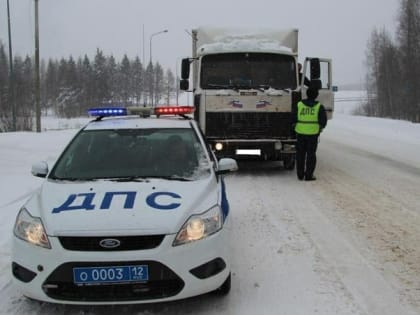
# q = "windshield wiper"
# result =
<box><xmin>208</xmin><ymin>83</ymin><xmax>239</xmax><ymax>91</ymax></box>
<box><xmin>106</xmin><ymin>176</ymin><xmax>148</xmax><ymax>182</ymax></box>
<box><xmin>106</xmin><ymin>175</ymin><xmax>192</xmax><ymax>182</ymax></box>
<box><xmin>252</xmin><ymin>84</ymin><xmax>270</xmax><ymax>92</ymax></box>
<box><xmin>252</xmin><ymin>85</ymin><xmax>292</xmax><ymax>93</ymax></box>
<box><xmin>49</xmin><ymin>176</ymin><xmax>97</xmax><ymax>182</ymax></box>
<box><xmin>144</xmin><ymin>175</ymin><xmax>193</xmax><ymax>182</ymax></box>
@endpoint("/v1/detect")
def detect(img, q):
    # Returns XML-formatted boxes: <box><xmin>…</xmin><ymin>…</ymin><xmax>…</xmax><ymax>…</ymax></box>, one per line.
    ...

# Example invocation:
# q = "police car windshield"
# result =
<box><xmin>49</xmin><ymin>128</ymin><xmax>211</xmax><ymax>181</ymax></box>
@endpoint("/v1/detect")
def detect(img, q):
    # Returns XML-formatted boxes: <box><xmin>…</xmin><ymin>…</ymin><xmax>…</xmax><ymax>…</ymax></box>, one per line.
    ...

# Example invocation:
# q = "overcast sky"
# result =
<box><xmin>1</xmin><ymin>0</ymin><xmax>400</xmax><ymax>85</ymax></box>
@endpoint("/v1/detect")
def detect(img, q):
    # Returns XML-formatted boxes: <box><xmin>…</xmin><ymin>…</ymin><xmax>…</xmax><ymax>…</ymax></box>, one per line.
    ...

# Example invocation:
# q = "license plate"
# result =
<box><xmin>73</xmin><ymin>265</ymin><xmax>149</xmax><ymax>285</ymax></box>
<box><xmin>236</xmin><ymin>149</ymin><xmax>261</xmax><ymax>156</ymax></box>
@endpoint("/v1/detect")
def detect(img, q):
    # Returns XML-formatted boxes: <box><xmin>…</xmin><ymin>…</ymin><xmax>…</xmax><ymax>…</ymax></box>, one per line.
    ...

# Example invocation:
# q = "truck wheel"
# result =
<box><xmin>283</xmin><ymin>156</ymin><xmax>295</xmax><ymax>170</ymax></box>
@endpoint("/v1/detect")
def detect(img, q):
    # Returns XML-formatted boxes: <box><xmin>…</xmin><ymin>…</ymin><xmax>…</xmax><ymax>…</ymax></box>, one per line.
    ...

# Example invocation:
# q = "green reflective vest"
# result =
<box><xmin>295</xmin><ymin>101</ymin><xmax>321</xmax><ymax>135</ymax></box>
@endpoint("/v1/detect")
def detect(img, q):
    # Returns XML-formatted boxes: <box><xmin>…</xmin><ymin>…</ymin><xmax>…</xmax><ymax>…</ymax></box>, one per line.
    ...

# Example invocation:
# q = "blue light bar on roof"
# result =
<box><xmin>88</xmin><ymin>107</ymin><xmax>127</xmax><ymax>117</ymax></box>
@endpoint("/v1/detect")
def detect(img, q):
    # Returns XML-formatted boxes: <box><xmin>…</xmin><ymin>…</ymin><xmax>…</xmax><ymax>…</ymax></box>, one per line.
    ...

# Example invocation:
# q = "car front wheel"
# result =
<box><xmin>213</xmin><ymin>272</ymin><xmax>231</xmax><ymax>295</ymax></box>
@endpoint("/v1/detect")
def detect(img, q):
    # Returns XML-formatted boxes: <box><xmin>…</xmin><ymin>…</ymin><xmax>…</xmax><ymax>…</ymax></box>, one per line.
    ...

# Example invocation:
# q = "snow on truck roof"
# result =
<box><xmin>194</xmin><ymin>27</ymin><xmax>298</xmax><ymax>56</ymax></box>
<box><xmin>197</xmin><ymin>38</ymin><xmax>294</xmax><ymax>55</ymax></box>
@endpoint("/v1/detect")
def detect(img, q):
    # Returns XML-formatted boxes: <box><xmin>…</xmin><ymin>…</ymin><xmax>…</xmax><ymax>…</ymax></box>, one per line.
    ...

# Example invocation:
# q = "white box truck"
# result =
<box><xmin>180</xmin><ymin>27</ymin><xmax>334</xmax><ymax>169</ymax></box>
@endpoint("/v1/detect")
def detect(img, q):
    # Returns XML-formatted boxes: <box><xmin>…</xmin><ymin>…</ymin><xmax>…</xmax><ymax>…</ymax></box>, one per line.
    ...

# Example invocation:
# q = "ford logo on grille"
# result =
<box><xmin>99</xmin><ymin>238</ymin><xmax>121</xmax><ymax>249</ymax></box>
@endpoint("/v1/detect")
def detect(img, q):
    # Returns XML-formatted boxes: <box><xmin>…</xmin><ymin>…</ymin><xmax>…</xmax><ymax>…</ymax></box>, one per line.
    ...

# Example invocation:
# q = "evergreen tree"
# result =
<box><xmin>0</xmin><ymin>42</ymin><xmax>9</xmax><ymax>131</ymax></box>
<box><xmin>56</xmin><ymin>58</ymin><xmax>69</xmax><ymax>117</ymax></box>
<box><xmin>107</xmin><ymin>55</ymin><xmax>118</xmax><ymax>103</ymax></box>
<box><xmin>0</xmin><ymin>46</ymin><xmax>178</xmax><ymax>123</ymax></box>
<box><xmin>13</xmin><ymin>56</ymin><xmax>33</xmax><ymax>130</ymax></box>
<box><xmin>93</xmin><ymin>49</ymin><xmax>110</xmax><ymax>105</ymax></box>
<box><xmin>40</xmin><ymin>59</ymin><xmax>48</xmax><ymax>115</ymax></box>
<box><xmin>119</xmin><ymin>54</ymin><xmax>131</xmax><ymax>104</ymax></box>
<box><xmin>164</xmin><ymin>68</ymin><xmax>175</xmax><ymax>104</ymax></box>
<box><xmin>131</xmin><ymin>56</ymin><xmax>143</xmax><ymax>105</ymax></box>
<box><xmin>78</xmin><ymin>55</ymin><xmax>94</xmax><ymax>114</ymax></box>
<box><xmin>153</xmin><ymin>63</ymin><xmax>164</xmax><ymax>105</ymax></box>
<box><xmin>45</xmin><ymin>59</ymin><xmax>59</xmax><ymax>113</ymax></box>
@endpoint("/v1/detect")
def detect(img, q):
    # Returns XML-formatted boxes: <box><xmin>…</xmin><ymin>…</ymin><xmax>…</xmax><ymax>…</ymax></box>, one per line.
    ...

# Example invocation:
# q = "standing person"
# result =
<box><xmin>293</xmin><ymin>87</ymin><xmax>327</xmax><ymax>181</ymax></box>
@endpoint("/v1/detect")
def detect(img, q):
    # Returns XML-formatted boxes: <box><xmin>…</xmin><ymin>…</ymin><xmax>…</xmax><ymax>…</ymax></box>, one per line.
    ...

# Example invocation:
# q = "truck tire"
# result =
<box><xmin>283</xmin><ymin>155</ymin><xmax>295</xmax><ymax>170</ymax></box>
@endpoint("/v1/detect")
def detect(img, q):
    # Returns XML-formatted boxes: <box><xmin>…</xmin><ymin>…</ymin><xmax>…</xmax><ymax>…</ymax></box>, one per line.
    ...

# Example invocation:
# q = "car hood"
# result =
<box><xmin>26</xmin><ymin>177</ymin><xmax>217</xmax><ymax>236</ymax></box>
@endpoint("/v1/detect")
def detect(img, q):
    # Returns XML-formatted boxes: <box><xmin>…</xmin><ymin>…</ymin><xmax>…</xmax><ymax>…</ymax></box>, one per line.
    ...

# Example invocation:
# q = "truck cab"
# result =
<box><xmin>180</xmin><ymin>27</ymin><xmax>333</xmax><ymax>169</ymax></box>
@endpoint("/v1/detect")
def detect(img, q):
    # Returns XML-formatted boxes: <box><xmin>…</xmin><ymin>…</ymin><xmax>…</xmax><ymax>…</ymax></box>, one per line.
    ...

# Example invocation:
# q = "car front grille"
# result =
<box><xmin>42</xmin><ymin>261</ymin><xmax>184</xmax><ymax>302</ymax></box>
<box><xmin>59</xmin><ymin>235</ymin><xmax>165</xmax><ymax>251</ymax></box>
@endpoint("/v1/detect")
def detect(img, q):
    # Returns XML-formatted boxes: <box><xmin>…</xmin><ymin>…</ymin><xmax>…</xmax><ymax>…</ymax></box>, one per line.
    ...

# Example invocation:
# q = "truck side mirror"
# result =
<box><xmin>310</xmin><ymin>58</ymin><xmax>320</xmax><ymax>80</ymax></box>
<box><xmin>180</xmin><ymin>79</ymin><xmax>189</xmax><ymax>91</ymax></box>
<box><xmin>181</xmin><ymin>58</ymin><xmax>190</xmax><ymax>80</ymax></box>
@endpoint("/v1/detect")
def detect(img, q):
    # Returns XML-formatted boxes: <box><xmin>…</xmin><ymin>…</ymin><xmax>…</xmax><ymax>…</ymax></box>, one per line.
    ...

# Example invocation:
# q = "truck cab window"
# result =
<box><xmin>200</xmin><ymin>53</ymin><xmax>297</xmax><ymax>90</ymax></box>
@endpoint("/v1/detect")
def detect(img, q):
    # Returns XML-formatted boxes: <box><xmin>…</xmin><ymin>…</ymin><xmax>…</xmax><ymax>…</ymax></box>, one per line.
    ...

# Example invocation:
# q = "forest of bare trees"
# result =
<box><xmin>0</xmin><ymin>46</ymin><xmax>178</xmax><ymax>132</ymax></box>
<box><xmin>364</xmin><ymin>0</ymin><xmax>420</xmax><ymax>122</ymax></box>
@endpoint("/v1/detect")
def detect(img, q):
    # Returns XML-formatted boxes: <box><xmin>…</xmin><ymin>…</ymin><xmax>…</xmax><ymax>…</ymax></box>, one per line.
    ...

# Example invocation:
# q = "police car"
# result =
<box><xmin>12</xmin><ymin>106</ymin><xmax>238</xmax><ymax>304</ymax></box>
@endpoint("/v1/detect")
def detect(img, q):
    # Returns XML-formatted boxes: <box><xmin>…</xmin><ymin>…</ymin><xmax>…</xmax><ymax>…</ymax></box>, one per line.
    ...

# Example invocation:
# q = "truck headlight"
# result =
<box><xmin>215</xmin><ymin>142</ymin><xmax>223</xmax><ymax>151</ymax></box>
<box><xmin>173</xmin><ymin>205</ymin><xmax>222</xmax><ymax>246</ymax></box>
<box><xmin>14</xmin><ymin>208</ymin><xmax>51</xmax><ymax>249</ymax></box>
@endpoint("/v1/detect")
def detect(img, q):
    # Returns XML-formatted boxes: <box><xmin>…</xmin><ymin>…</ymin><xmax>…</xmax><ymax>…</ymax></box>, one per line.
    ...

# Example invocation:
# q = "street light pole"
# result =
<box><xmin>149</xmin><ymin>29</ymin><xmax>168</xmax><ymax>65</ymax></box>
<box><xmin>142</xmin><ymin>24</ymin><xmax>145</xmax><ymax>65</ymax></box>
<box><xmin>149</xmin><ymin>29</ymin><xmax>168</xmax><ymax>107</ymax></box>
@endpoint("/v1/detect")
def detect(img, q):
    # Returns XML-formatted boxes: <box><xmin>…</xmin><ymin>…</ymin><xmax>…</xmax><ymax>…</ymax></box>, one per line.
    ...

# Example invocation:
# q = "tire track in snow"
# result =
<box><xmin>227</xmin><ymin>162</ymin><xmax>365</xmax><ymax>315</ymax></box>
<box><xmin>312</xmin><ymin>140</ymin><xmax>420</xmax><ymax>314</ymax></box>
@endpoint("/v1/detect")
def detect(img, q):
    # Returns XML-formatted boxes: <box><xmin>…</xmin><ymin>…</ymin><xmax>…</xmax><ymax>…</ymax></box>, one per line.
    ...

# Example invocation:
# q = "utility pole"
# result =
<box><xmin>34</xmin><ymin>0</ymin><xmax>41</xmax><ymax>132</ymax></box>
<box><xmin>142</xmin><ymin>24</ymin><xmax>145</xmax><ymax>65</ymax></box>
<box><xmin>7</xmin><ymin>0</ymin><xmax>16</xmax><ymax>131</ymax></box>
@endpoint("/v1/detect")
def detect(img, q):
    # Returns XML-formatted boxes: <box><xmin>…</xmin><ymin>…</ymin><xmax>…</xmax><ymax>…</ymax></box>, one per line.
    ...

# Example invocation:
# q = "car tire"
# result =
<box><xmin>213</xmin><ymin>272</ymin><xmax>231</xmax><ymax>295</ymax></box>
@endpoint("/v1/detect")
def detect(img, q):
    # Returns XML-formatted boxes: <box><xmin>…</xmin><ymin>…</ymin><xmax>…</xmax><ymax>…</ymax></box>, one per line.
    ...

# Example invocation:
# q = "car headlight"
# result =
<box><xmin>14</xmin><ymin>208</ymin><xmax>51</xmax><ymax>249</ymax></box>
<box><xmin>173</xmin><ymin>205</ymin><xmax>222</xmax><ymax>246</ymax></box>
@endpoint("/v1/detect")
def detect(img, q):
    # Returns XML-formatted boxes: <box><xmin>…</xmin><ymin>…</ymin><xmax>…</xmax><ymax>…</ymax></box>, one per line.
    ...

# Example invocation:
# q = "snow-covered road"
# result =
<box><xmin>1</xmin><ymin>107</ymin><xmax>420</xmax><ymax>314</ymax></box>
<box><xmin>223</xmin><ymin>123</ymin><xmax>420</xmax><ymax>315</ymax></box>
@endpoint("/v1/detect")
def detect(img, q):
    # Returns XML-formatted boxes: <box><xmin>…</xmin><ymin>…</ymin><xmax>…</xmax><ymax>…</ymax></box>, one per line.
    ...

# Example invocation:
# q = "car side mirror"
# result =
<box><xmin>31</xmin><ymin>161</ymin><xmax>49</xmax><ymax>178</ymax></box>
<box><xmin>216</xmin><ymin>158</ymin><xmax>238</xmax><ymax>175</ymax></box>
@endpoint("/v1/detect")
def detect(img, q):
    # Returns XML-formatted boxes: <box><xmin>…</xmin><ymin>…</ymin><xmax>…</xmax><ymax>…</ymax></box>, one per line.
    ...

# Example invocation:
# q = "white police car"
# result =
<box><xmin>12</xmin><ymin>106</ymin><xmax>238</xmax><ymax>304</ymax></box>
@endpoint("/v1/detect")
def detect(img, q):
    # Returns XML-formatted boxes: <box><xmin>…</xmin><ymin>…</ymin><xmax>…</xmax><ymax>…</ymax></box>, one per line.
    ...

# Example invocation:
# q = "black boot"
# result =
<box><xmin>305</xmin><ymin>175</ymin><xmax>316</xmax><ymax>181</ymax></box>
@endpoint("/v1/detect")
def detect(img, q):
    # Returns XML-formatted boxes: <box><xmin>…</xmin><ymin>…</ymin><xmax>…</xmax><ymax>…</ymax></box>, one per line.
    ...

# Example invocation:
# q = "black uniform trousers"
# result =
<box><xmin>296</xmin><ymin>134</ymin><xmax>319</xmax><ymax>180</ymax></box>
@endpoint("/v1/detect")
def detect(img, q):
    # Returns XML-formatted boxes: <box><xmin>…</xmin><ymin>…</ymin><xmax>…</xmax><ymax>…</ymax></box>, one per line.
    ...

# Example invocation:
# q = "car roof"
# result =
<box><xmin>83</xmin><ymin>115</ymin><xmax>195</xmax><ymax>131</ymax></box>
